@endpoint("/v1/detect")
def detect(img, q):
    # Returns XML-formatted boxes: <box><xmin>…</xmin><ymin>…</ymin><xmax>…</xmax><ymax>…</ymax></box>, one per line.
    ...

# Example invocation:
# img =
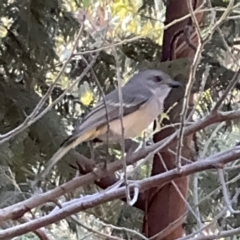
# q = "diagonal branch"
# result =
<box><xmin>212</xmin><ymin>68</ymin><xmax>240</xmax><ymax>112</ymax></box>
<box><xmin>0</xmin><ymin>145</ymin><xmax>240</xmax><ymax>239</ymax></box>
<box><xmin>0</xmin><ymin>109</ymin><xmax>239</xmax><ymax>223</ymax></box>
<box><xmin>0</xmin><ymin>25</ymin><xmax>84</xmax><ymax>144</ymax></box>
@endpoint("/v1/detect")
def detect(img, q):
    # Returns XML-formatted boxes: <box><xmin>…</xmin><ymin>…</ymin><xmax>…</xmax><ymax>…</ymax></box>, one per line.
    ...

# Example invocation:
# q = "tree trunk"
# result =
<box><xmin>142</xmin><ymin>0</ymin><xmax>203</xmax><ymax>239</ymax></box>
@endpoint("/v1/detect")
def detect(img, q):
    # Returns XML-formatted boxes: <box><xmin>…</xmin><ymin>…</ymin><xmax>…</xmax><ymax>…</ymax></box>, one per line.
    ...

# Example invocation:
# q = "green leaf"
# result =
<box><xmin>83</xmin><ymin>0</ymin><xmax>90</xmax><ymax>8</ymax></box>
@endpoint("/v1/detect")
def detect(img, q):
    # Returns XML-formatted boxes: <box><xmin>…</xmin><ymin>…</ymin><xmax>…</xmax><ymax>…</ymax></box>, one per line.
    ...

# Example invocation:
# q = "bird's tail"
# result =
<box><xmin>35</xmin><ymin>129</ymin><xmax>97</xmax><ymax>182</ymax></box>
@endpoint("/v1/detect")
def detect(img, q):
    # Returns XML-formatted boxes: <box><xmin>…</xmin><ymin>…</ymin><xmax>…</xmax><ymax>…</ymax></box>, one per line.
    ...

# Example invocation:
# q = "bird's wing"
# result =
<box><xmin>35</xmin><ymin>82</ymin><xmax>154</xmax><ymax>182</ymax></box>
<box><xmin>62</xmin><ymin>83</ymin><xmax>153</xmax><ymax>146</ymax></box>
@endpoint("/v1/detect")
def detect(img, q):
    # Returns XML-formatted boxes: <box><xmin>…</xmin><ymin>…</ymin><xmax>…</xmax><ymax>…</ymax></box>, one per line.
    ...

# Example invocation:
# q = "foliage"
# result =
<box><xmin>1</xmin><ymin>0</ymin><xmax>240</xmax><ymax>239</ymax></box>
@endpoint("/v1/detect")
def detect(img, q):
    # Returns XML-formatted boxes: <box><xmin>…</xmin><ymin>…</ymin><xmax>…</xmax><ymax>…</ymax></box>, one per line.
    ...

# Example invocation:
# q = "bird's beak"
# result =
<box><xmin>168</xmin><ymin>79</ymin><xmax>182</xmax><ymax>88</ymax></box>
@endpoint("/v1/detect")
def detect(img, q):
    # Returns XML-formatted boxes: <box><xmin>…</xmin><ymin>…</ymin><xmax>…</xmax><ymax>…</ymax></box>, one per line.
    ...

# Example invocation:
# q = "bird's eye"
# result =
<box><xmin>154</xmin><ymin>76</ymin><xmax>163</xmax><ymax>82</ymax></box>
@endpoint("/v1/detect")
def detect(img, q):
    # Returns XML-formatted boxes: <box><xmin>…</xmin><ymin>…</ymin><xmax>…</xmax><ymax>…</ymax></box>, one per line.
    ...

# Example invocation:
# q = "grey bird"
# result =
<box><xmin>37</xmin><ymin>69</ymin><xmax>181</xmax><ymax>180</ymax></box>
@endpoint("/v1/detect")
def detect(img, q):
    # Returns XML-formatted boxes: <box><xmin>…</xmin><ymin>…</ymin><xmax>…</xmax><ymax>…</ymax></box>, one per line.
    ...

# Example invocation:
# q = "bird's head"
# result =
<box><xmin>143</xmin><ymin>69</ymin><xmax>181</xmax><ymax>90</ymax></box>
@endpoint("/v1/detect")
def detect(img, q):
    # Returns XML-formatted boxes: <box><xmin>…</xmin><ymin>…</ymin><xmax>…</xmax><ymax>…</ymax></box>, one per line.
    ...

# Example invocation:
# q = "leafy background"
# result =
<box><xmin>0</xmin><ymin>0</ymin><xmax>240</xmax><ymax>239</ymax></box>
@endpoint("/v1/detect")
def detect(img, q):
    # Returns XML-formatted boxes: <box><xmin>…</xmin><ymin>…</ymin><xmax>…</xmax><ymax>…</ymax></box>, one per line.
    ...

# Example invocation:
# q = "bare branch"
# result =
<box><xmin>212</xmin><ymin>68</ymin><xmax>240</xmax><ymax>112</ymax></box>
<box><xmin>218</xmin><ymin>169</ymin><xmax>240</xmax><ymax>214</ymax></box>
<box><xmin>0</xmin><ymin>25</ymin><xmax>84</xmax><ymax>144</ymax></box>
<box><xmin>0</xmin><ymin>109</ymin><xmax>240</xmax><ymax>223</ymax></box>
<box><xmin>1</xmin><ymin>145</ymin><xmax>240</xmax><ymax>239</ymax></box>
<box><xmin>17</xmin><ymin>216</ymin><xmax>53</xmax><ymax>240</ymax></box>
<box><xmin>176</xmin><ymin>0</ymin><xmax>235</xmax><ymax>169</ymax></box>
<box><xmin>179</xmin><ymin>189</ymin><xmax>240</xmax><ymax>240</ymax></box>
<box><xmin>176</xmin><ymin>0</ymin><xmax>204</xmax><ymax>170</ymax></box>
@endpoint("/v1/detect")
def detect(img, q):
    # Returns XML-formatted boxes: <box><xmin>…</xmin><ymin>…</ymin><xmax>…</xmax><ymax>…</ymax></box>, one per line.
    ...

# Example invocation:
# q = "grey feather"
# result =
<box><xmin>64</xmin><ymin>81</ymin><xmax>153</xmax><ymax>146</ymax></box>
<box><xmin>34</xmin><ymin>69</ymin><xmax>181</xmax><ymax>183</ymax></box>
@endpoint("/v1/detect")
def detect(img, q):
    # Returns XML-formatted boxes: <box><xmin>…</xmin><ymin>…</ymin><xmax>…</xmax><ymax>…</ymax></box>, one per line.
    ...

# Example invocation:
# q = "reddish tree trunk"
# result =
<box><xmin>142</xmin><ymin>0</ymin><xmax>203</xmax><ymax>239</ymax></box>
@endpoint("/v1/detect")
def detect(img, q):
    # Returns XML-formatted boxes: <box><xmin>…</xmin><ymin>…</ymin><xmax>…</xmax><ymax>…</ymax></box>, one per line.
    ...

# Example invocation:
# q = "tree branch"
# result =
<box><xmin>0</xmin><ymin>145</ymin><xmax>240</xmax><ymax>239</ymax></box>
<box><xmin>0</xmin><ymin>110</ymin><xmax>239</xmax><ymax>223</ymax></box>
<box><xmin>0</xmin><ymin>25</ymin><xmax>84</xmax><ymax>144</ymax></box>
<box><xmin>18</xmin><ymin>216</ymin><xmax>52</xmax><ymax>240</ymax></box>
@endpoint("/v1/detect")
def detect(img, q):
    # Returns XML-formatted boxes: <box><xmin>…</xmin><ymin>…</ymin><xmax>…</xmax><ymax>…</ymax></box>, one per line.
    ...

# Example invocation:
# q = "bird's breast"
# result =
<box><xmin>98</xmin><ymin>97</ymin><xmax>163</xmax><ymax>141</ymax></box>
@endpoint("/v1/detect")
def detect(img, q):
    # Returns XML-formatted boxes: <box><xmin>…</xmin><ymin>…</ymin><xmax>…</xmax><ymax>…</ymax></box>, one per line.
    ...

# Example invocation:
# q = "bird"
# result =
<box><xmin>36</xmin><ymin>69</ymin><xmax>181</xmax><ymax>181</ymax></box>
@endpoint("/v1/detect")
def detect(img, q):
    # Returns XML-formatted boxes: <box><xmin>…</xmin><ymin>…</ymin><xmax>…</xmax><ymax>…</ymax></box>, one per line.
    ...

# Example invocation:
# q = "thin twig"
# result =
<box><xmin>72</xmin><ymin>6</ymin><xmax>231</xmax><ymax>58</ymax></box>
<box><xmin>0</xmin><ymin>110</ymin><xmax>240</xmax><ymax>224</ymax></box>
<box><xmin>151</xmin><ymin>171</ymin><xmax>240</xmax><ymax>240</ymax></box>
<box><xmin>112</xmin><ymin>49</ymin><xmax>130</xmax><ymax>204</ymax></box>
<box><xmin>1</xmin><ymin>146</ymin><xmax>240</xmax><ymax>239</ymax></box>
<box><xmin>149</xmin><ymin>214</ymin><xmax>186</xmax><ymax>240</ymax></box>
<box><xmin>193</xmin><ymin>172</ymin><xmax>202</xmax><ymax>231</ymax></box>
<box><xmin>70</xmin><ymin>214</ymin><xmax>123</xmax><ymax>240</ymax></box>
<box><xmin>212</xmin><ymin>68</ymin><xmax>240</xmax><ymax>112</ymax></box>
<box><xmin>178</xmin><ymin>189</ymin><xmax>240</xmax><ymax>240</ymax></box>
<box><xmin>98</xmin><ymin>221</ymin><xmax>148</xmax><ymax>240</ymax></box>
<box><xmin>176</xmin><ymin>0</ymin><xmax>234</xmax><ymax>171</ymax></box>
<box><xmin>218</xmin><ymin>169</ymin><xmax>240</xmax><ymax>214</ymax></box>
<box><xmin>84</xmin><ymin>11</ymin><xmax>130</xmax><ymax>204</ymax></box>
<box><xmin>186</xmin><ymin>64</ymin><xmax>210</xmax><ymax>121</ymax></box>
<box><xmin>176</xmin><ymin>0</ymin><xmax>204</xmax><ymax>171</ymax></box>
<box><xmin>158</xmin><ymin>152</ymin><xmax>203</xmax><ymax>231</ymax></box>
<box><xmin>17</xmin><ymin>216</ymin><xmax>53</xmax><ymax>240</ymax></box>
<box><xmin>81</xmin><ymin>55</ymin><xmax>111</xmax><ymax>161</ymax></box>
<box><xmin>179</xmin><ymin>206</ymin><xmax>228</xmax><ymax>240</ymax></box>
<box><xmin>208</xmin><ymin>0</ymin><xmax>240</xmax><ymax>113</ymax></box>
<box><xmin>0</xmin><ymin>25</ymin><xmax>84</xmax><ymax>144</ymax></box>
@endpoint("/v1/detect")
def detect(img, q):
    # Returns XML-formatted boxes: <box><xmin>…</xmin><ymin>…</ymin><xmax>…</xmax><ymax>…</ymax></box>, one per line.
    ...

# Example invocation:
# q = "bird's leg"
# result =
<box><xmin>91</xmin><ymin>138</ymin><xmax>115</xmax><ymax>169</ymax></box>
<box><xmin>88</xmin><ymin>139</ymin><xmax>108</xmax><ymax>169</ymax></box>
<box><xmin>88</xmin><ymin>141</ymin><xmax>95</xmax><ymax>163</ymax></box>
